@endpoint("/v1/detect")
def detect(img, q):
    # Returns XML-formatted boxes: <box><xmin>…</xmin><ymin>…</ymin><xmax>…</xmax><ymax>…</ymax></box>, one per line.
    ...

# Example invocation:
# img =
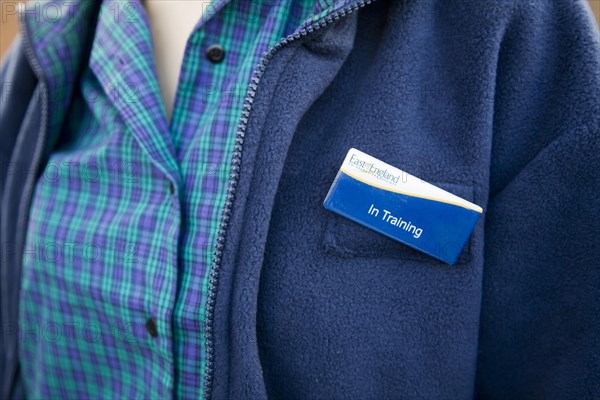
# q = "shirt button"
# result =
<box><xmin>168</xmin><ymin>182</ymin><xmax>175</xmax><ymax>195</ymax></box>
<box><xmin>145</xmin><ymin>317</ymin><xmax>159</xmax><ymax>338</ymax></box>
<box><xmin>206</xmin><ymin>44</ymin><xmax>225</xmax><ymax>63</ymax></box>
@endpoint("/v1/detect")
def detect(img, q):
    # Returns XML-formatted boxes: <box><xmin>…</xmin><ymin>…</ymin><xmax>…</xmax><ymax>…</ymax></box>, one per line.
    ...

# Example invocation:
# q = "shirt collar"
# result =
<box><xmin>19</xmin><ymin>0</ymin><xmax>101</xmax><ymax>155</ymax></box>
<box><xmin>19</xmin><ymin>0</ymin><xmax>359</xmax><ymax>165</ymax></box>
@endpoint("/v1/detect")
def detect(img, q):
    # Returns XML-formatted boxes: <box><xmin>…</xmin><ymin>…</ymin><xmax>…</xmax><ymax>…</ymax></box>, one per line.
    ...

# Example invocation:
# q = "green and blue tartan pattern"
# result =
<box><xmin>17</xmin><ymin>0</ymin><xmax>342</xmax><ymax>398</ymax></box>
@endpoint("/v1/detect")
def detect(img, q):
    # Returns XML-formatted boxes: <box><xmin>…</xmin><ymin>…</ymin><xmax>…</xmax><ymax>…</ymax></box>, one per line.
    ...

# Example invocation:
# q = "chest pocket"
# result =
<box><xmin>321</xmin><ymin>182</ymin><xmax>476</xmax><ymax>265</ymax></box>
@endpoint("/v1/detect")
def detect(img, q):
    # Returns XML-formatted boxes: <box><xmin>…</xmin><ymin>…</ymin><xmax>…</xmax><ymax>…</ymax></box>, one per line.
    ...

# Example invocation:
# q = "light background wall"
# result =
<box><xmin>2</xmin><ymin>1</ymin><xmax>600</xmax><ymax>61</ymax></box>
<box><xmin>1</xmin><ymin>1</ymin><xmax>19</xmax><ymax>59</ymax></box>
<box><xmin>592</xmin><ymin>0</ymin><xmax>600</xmax><ymax>24</ymax></box>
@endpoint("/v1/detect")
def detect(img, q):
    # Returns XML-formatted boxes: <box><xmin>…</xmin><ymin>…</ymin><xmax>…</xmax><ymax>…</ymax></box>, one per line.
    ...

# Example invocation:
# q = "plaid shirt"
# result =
<box><xmin>18</xmin><ymin>0</ymin><xmax>336</xmax><ymax>398</ymax></box>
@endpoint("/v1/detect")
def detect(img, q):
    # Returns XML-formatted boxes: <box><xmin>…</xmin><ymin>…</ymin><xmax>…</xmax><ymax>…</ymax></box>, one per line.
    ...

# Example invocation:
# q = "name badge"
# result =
<box><xmin>323</xmin><ymin>148</ymin><xmax>483</xmax><ymax>265</ymax></box>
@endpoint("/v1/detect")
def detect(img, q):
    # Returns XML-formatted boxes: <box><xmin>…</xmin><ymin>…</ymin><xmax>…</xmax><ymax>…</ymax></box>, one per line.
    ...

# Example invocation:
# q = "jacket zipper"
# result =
<box><xmin>202</xmin><ymin>0</ymin><xmax>375</xmax><ymax>398</ymax></box>
<box><xmin>1</xmin><ymin>11</ymin><xmax>50</xmax><ymax>399</ymax></box>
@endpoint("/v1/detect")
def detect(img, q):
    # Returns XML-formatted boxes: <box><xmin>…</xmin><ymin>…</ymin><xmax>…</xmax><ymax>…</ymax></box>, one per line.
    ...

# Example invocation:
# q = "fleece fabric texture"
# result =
<box><xmin>210</xmin><ymin>0</ymin><xmax>600</xmax><ymax>399</ymax></box>
<box><xmin>0</xmin><ymin>38</ymin><xmax>44</xmax><ymax>399</ymax></box>
<box><xmin>1</xmin><ymin>0</ymin><xmax>599</xmax><ymax>399</ymax></box>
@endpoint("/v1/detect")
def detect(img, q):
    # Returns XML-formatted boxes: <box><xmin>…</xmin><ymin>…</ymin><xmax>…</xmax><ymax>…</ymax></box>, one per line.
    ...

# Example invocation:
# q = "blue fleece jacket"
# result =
<box><xmin>1</xmin><ymin>0</ymin><xmax>599</xmax><ymax>399</ymax></box>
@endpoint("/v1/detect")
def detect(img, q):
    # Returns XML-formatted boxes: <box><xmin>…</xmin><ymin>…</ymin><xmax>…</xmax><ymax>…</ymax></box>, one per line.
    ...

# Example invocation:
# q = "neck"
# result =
<box><xmin>144</xmin><ymin>0</ymin><xmax>209</xmax><ymax>122</ymax></box>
